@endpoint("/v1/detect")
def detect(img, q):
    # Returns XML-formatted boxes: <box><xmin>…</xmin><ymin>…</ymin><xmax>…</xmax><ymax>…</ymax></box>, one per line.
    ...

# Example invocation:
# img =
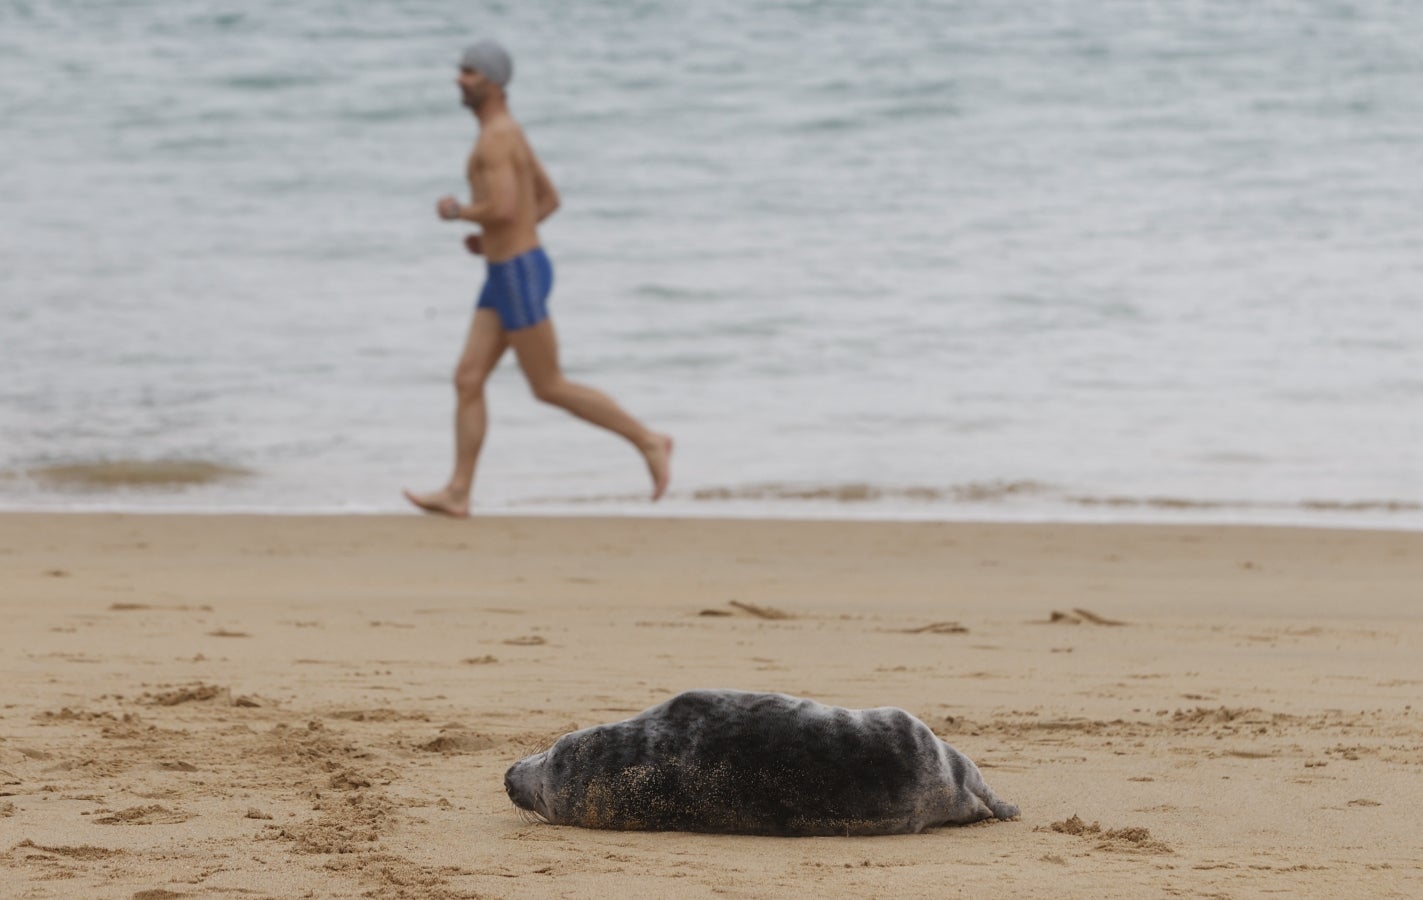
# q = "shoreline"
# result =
<box><xmin>2</xmin><ymin>513</ymin><xmax>1420</xmax><ymax>897</ymax></box>
<box><xmin>2</xmin><ymin>502</ymin><xmax>1421</xmax><ymax>534</ymax></box>
<box><xmin>6</xmin><ymin>463</ymin><xmax>1421</xmax><ymax>533</ymax></box>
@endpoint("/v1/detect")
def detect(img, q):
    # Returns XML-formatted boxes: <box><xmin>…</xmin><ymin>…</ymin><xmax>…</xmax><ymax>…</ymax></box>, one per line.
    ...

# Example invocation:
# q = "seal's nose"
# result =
<box><xmin>503</xmin><ymin>764</ymin><xmax>531</xmax><ymax>810</ymax></box>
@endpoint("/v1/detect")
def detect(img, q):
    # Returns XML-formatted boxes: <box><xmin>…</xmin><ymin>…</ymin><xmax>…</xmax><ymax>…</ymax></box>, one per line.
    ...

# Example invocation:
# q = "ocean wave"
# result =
<box><xmin>513</xmin><ymin>482</ymin><xmax>1422</xmax><ymax>517</ymax></box>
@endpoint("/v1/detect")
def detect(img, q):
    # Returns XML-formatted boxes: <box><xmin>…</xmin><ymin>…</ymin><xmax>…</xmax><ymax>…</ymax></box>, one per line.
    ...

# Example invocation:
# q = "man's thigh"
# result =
<box><xmin>456</xmin><ymin>307</ymin><xmax>508</xmax><ymax>381</ymax></box>
<box><xmin>507</xmin><ymin>319</ymin><xmax>563</xmax><ymax>391</ymax></box>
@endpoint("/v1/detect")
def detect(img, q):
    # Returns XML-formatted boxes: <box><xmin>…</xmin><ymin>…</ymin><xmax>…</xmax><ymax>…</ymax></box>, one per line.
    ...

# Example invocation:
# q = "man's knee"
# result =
<box><xmin>529</xmin><ymin>376</ymin><xmax>567</xmax><ymax>406</ymax></box>
<box><xmin>453</xmin><ymin>366</ymin><xmax>487</xmax><ymax>399</ymax></box>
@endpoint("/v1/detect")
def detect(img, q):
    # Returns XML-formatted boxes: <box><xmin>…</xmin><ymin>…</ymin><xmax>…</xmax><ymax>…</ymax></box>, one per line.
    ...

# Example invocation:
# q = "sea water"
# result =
<box><xmin>2</xmin><ymin>0</ymin><xmax>1421</xmax><ymax>526</ymax></box>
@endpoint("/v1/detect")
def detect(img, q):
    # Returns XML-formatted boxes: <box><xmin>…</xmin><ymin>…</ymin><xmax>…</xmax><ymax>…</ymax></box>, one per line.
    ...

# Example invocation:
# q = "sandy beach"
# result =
<box><xmin>1</xmin><ymin>512</ymin><xmax>1420</xmax><ymax>898</ymax></box>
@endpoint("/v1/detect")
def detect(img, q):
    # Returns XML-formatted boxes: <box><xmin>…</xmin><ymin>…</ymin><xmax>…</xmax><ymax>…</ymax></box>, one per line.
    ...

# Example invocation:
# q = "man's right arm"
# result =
<box><xmin>457</xmin><ymin>150</ymin><xmax>518</xmax><ymax>227</ymax></box>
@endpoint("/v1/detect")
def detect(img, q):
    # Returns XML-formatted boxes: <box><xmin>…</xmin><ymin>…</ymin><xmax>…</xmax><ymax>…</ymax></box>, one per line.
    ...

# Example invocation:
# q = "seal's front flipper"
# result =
<box><xmin>988</xmin><ymin>796</ymin><xmax>1020</xmax><ymax>820</ymax></box>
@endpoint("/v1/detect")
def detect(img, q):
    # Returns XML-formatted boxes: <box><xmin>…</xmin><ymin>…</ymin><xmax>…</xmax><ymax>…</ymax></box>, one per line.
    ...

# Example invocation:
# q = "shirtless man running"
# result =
<box><xmin>405</xmin><ymin>40</ymin><xmax>672</xmax><ymax>518</ymax></box>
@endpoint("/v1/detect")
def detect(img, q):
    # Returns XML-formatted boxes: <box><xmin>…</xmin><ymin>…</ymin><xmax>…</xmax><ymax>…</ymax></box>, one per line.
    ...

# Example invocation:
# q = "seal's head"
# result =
<box><xmin>504</xmin><ymin>747</ymin><xmax>554</xmax><ymax>823</ymax></box>
<box><xmin>458</xmin><ymin>39</ymin><xmax>513</xmax><ymax>109</ymax></box>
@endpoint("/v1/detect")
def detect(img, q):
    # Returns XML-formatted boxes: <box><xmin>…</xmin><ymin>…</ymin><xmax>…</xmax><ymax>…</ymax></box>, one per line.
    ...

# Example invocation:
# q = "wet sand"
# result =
<box><xmin>1</xmin><ymin>513</ymin><xmax>1420</xmax><ymax>898</ymax></box>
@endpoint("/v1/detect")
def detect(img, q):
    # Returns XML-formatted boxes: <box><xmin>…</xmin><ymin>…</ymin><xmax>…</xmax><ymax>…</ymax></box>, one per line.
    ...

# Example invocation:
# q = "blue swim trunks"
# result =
<box><xmin>477</xmin><ymin>246</ymin><xmax>554</xmax><ymax>331</ymax></box>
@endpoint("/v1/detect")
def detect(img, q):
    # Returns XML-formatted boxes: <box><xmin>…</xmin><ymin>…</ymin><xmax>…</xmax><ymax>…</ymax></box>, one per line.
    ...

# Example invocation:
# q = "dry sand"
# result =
<box><xmin>1</xmin><ymin>513</ymin><xmax>1420</xmax><ymax>898</ymax></box>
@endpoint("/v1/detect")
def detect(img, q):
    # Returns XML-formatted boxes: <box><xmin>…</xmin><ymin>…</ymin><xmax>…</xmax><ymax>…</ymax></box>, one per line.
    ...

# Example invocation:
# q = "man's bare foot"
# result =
<box><xmin>403</xmin><ymin>487</ymin><xmax>470</xmax><ymax>518</ymax></box>
<box><xmin>643</xmin><ymin>434</ymin><xmax>673</xmax><ymax>501</ymax></box>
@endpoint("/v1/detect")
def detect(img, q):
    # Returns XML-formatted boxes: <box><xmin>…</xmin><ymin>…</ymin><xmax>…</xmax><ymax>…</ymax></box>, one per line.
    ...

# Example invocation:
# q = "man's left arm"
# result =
<box><xmin>530</xmin><ymin>154</ymin><xmax>560</xmax><ymax>223</ymax></box>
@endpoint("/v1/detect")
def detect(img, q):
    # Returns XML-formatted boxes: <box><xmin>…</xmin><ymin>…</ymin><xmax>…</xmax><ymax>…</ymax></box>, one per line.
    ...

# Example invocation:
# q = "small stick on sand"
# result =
<box><xmin>902</xmin><ymin>622</ymin><xmax>969</xmax><ymax>634</ymax></box>
<box><xmin>1073</xmin><ymin>608</ymin><xmax>1127</xmax><ymax>626</ymax></box>
<box><xmin>728</xmin><ymin>601</ymin><xmax>792</xmax><ymax>620</ymax></box>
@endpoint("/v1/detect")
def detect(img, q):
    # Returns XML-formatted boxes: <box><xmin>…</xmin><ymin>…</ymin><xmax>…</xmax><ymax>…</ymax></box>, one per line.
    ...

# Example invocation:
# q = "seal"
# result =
<box><xmin>503</xmin><ymin>689</ymin><xmax>1019</xmax><ymax>836</ymax></box>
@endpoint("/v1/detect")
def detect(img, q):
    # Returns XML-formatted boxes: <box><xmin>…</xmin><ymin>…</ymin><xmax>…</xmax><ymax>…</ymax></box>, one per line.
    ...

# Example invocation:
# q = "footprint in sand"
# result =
<box><xmin>1038</xmin><ymin>815</ymin><xmax>1171</xmax><ymax>854</ymax></box>
<box><xmin>417</xmin><ymin>732</ymin><xmax>501</xmax><ymax>754</ymax></box>
<box><xmin>156</xmin><ymin>760</ymin><xmax>198</xmax><ymax>772</ymax></box>
<box><xmin>12</xmin><ymin>840</ymin><xmax>123</xmax><ymax>860</ymax></box>
<box><xmin>145</xmin><ymin>684</ymin><xmax>230</xmax><ymax>706</ymax></box>
<box><xmin>93</xmin><ymin>805</ymin><xmax>194</xmax><ymax>825</ymax></box>
<box><xmin>899</xmin><ymin>621</ymin><xmax>968</xmax><ymax>634</ymax></box>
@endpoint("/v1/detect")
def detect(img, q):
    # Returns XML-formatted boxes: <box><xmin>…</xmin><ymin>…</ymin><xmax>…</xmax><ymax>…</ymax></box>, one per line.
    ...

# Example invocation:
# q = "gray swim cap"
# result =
<box><xmin>460</xmin><ymin>40</ymin><xmax>513</xmax><ymax>89</ymax></box>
